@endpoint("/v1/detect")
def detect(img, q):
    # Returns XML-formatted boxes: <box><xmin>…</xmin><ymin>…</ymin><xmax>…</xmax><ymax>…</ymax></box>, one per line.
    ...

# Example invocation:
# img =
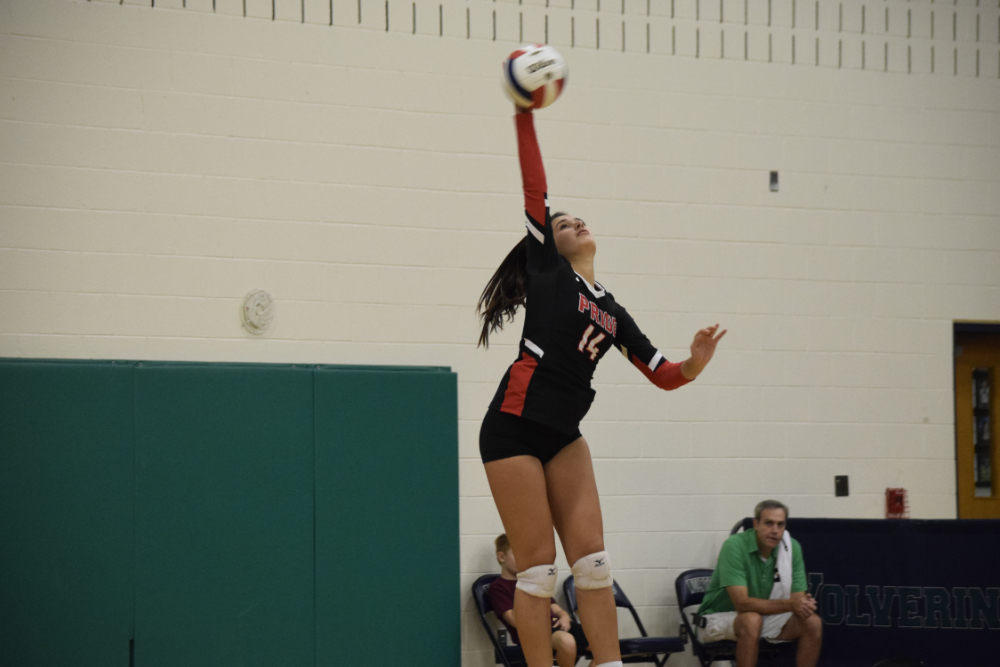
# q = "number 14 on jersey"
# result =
<box><xmin>578</xmin><ymin>325</ymin><xmax>605</xmax><ymax>361</ymax></box>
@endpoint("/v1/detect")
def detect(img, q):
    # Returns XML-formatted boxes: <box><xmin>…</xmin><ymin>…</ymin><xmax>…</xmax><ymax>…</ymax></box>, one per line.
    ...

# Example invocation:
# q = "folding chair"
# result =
<box><xmin>674</xmin><ymin>568</ymin><xmax>784</xmax><ymax>667</ymax></box>
<box><xmin>563</xmin><ymin>576</ymin><xmax>686</xmax><ymax>667</ymax></box>
<box><xmin>472</xmin><ymin>574</ymin><xmax>527</xmax><ymax>667</ymax></box>
<box><xmin>731</xmin><ymin>518</ymin><xmax>753</xmax><ymax>535</ymax></box>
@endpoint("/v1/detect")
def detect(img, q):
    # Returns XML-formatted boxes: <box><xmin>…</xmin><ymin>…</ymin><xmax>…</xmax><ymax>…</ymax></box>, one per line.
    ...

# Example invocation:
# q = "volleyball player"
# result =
<box><xmin>476</xmin><ymin>106</ymin><xmax>725</xmax><ymax>667</ymax></box>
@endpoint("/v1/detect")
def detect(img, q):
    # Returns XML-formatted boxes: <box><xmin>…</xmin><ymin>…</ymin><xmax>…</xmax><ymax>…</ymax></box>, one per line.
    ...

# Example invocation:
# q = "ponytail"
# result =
<box><xmin>477</xmin><ymin>213</ymin><xmax>567</xmax><ymax>348</ymax></box>
<box><xmin>476</xmin><ymin>237</ymin><xmax>528</xmax><ymax>348</ymax></box>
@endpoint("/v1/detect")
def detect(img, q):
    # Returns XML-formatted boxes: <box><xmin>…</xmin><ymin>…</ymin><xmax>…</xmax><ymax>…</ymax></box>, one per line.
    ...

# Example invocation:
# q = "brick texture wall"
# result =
<box><xmin>2</xmin><ymin>1</ymin><xmax>999</xmax><ymax>664</ymax></box>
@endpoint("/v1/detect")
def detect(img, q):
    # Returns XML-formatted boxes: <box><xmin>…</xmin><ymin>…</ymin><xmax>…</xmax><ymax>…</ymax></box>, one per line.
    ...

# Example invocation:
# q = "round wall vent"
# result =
<box><xmin>241</xmin><ymin>289</ymin><xmax>274</xmax><ymax>334</ymax></box>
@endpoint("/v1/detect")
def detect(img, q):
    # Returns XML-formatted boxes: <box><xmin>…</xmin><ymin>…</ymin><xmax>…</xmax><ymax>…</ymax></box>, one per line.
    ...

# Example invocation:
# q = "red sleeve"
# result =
<box><xmin>634</xmin><ymin>359</ymin><xmax>689</xmax><ymax>390</ymax></box>
<box><xmin>515</xmin><ymin>112</ymin><xmax>547</xmax><ymax>228</ymax></box>
<box><xmin>613</xmin><ymin>304</ymin><xmax>692</xmax><ymax>391</ymax></box>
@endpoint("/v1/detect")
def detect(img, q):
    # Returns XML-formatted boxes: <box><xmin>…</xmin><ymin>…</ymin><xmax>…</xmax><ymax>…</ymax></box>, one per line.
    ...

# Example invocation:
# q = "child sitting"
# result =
<box><xmin>487</xmin><ymin>533</ymin><xmax>590</xmax><ymax>667</ymax></box>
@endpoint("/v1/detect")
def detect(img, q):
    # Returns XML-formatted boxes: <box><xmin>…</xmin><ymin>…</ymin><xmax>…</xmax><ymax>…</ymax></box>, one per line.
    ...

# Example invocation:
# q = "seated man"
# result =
<box><xmin>487</xmin><ymin>533</ymin><xmax>589</xmax><ymax>667</ymax></box>
<box><xmin>696</xmin><ymin>500</ymin><xmax>822</xmax><ymax>667</ymax></box>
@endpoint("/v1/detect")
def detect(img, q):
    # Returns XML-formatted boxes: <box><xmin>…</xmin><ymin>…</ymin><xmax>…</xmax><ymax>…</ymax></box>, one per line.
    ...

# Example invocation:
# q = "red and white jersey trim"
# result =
<box><xmin>648</xmin><ymin>351</ymin><xmax>664</xmax><ymax>371</ymax></box>
<box><xmin>574</xmin><ymin>271</ymin><xmax>606</xmax><ymax>299</ymax></box>
<box><xmin>525</xmin><ymin>217</ymin><xmax>545</xmax><ymax>243</ymax></box>
<box><xmin>524</xmin><ymin>338</ymin><xmax>545</xmax><ymax>358</ymax></box>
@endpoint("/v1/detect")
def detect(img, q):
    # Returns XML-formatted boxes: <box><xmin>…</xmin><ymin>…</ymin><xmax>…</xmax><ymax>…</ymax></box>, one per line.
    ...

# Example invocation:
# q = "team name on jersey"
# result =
<box><xmin>578</xmin><ymin>294</ymin><xmax>617</xmax><ymax>337</ymax></box>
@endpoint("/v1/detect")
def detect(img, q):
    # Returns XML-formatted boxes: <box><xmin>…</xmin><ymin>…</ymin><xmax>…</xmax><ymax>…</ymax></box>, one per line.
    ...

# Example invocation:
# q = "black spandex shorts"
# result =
<box><xmin>479</xmin><ymin>409</ymin><xmax>582</xmax><ymax>465</ymax></box>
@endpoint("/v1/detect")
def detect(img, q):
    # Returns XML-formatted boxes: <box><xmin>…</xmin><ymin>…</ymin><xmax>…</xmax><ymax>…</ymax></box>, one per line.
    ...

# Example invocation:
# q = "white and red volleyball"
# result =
<box><xmin>502</xmin><ymin>44</ymin><xmax>568</xmax><ymax>110</ymax></box>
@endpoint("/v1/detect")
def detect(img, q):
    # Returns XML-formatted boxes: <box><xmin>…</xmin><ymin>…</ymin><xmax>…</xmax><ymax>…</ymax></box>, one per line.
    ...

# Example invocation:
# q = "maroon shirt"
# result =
<box><xmin>487</xmin><ymin>576</ymin><xmax>557</xmax><ymax>645</ymax></box>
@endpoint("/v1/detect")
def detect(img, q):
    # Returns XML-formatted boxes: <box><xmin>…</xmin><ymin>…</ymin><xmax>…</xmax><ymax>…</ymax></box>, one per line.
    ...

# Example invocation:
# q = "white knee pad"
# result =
<box><xmin>571</xmin><ymin>551</ymin><xmax>613</xmax><ymax>590</ymax></box>
<box><xmin>516</xmin><ymin>563</ymin><xmax>558</xmax><ymax>598</ymax></box>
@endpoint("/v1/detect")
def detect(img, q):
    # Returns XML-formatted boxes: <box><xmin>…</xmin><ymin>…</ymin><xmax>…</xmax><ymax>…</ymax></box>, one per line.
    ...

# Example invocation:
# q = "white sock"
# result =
<box><xmin>595</xmin><ymin>663</ymin><xmax>624</xmax><ymax>667</ymax></box>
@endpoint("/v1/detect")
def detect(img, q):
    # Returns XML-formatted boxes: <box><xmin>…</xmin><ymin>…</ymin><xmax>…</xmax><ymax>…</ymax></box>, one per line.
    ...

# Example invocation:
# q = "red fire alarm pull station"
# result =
<box><xmin>885</xmin><ymin>488</ymin><xmax>909</xmax><ymax>519</ymax></box>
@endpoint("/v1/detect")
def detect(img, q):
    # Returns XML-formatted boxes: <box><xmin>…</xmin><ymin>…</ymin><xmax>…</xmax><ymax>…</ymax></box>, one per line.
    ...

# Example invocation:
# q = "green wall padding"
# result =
<box><xmin>0</xmin><ymin>361</ymin><xmax>135</xmax><ymax>667</ymax></box>
<box><xmin>0</xmin><ymin>360</ymin><xmax>459</xmax><ymax>667</ymax></box>
<box><xmin>134</xmin><ymin>365</ymin><xmax>316</xmax><ymax>667</ymax></box>
<box><xmin>315</xmin><ymin>369</ymin><xmax>460</xmax><ymax>667</ymax></box>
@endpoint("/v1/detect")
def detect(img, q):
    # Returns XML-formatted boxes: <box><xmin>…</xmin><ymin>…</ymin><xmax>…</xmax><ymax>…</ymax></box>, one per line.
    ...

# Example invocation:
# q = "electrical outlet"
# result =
<box><xmin>835</xmin><ymin>475</ymin><xmax>849</xmax><ymax>497</ymax></box>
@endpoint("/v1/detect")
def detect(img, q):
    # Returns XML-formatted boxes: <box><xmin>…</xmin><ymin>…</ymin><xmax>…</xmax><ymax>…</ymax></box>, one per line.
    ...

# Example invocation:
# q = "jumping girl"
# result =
<box><xmin>476</xmin><ymin>107</ymin><xmax>726</xmax><ymax>667</ymax></box>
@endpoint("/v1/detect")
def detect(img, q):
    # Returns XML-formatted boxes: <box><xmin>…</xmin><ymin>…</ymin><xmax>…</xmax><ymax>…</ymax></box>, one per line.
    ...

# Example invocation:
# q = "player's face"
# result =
<box><xmin>753</xmin><ymin>508</ymin><xmax>787</xmax><ymax>552</ymax></box>
<box><xmin>552</xmin><ymin>214</ymin><xmax>596</xmax><ymax>261</ymax></box>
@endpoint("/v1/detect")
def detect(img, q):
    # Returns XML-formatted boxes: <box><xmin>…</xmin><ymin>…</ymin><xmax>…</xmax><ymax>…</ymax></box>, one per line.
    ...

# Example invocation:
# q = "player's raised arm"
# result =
<box><xmin>515</xmin><ymin>109</ymin><xmax>548</xmax><ymax>232</ymax></box>
<box><xmin>513</xmin><ymin>110</ymin><xmax>563</xmax><ymax>275</ymax></box>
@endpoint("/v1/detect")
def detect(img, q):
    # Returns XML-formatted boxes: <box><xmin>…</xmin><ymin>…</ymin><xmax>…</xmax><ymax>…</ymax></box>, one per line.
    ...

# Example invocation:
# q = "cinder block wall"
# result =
<box><xmin>1</xmin><ymin>1</ymin><xmax>998</xmax><ymax>665</ymax></box>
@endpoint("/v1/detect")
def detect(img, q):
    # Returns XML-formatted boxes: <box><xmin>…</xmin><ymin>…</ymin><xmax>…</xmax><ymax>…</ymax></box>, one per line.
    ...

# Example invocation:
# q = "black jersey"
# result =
<box><xmin>488</xmin><ymin>114</ymin><xmax>691</xmax><ymax>434</ymax></box>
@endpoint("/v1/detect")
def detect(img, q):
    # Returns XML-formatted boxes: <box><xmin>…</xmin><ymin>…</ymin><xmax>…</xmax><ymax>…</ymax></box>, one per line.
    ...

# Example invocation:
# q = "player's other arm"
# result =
<box><xmin>614</xmin><ymin>306</ymin><xmax>726</xmax><ymax>387</ymax></box>
<box><xmin>679</xmin><ymin>324</ymin><xmax>726</xmax><ymax>380</ymax></box>
<box><xmin>613</xmin><ymin>306</ymin><xmax>690</xmax><ymax>391</ymax></box>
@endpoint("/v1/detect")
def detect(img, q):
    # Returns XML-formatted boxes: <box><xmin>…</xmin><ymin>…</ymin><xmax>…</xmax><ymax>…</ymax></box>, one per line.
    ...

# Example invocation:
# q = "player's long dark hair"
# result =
<box><xmin>477</xmin><ymin>212</ymin><xmax>567</xmax><ymax>348</ymax></box>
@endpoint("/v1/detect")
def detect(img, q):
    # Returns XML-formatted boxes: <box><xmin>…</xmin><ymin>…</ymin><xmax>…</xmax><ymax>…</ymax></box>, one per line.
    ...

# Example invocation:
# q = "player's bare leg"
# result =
<box><xmin>544</xmin><ymin>438</ymin><xmax>622</xmax><ymax>666</ymax></box>
<box><xmin>485</xmin><ymin>454</ymin><xmax>559</xmax><ymax>667</ymax></box>
<box><xmin>775</xmin><ymin>613</ymin><xmax>823</xmax><ymax>667</ymax></box>
<box><xmin>733</xmin><ymin>612</ymin><xmax>762</xmax><ymax>667</ymax></box>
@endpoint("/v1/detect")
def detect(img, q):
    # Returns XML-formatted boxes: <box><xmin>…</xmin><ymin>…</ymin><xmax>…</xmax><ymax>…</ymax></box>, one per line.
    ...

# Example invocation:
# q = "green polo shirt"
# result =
<box><xmin>697</xmin><ymin>529</ymin><xmax>807</xmax><ymax>616</ymax></box>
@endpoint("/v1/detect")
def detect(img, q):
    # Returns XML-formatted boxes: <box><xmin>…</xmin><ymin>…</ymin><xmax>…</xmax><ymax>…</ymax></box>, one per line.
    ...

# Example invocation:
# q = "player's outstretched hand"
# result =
<box><xmin>680</xmin><ymin>324</ymin><xmax>726</xmax><ymax>380</ymax></box>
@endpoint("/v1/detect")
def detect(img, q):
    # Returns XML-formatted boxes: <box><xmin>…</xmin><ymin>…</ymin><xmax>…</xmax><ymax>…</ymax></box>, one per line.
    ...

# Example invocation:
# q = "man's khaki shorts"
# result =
<box><xmin>698</xmin><ymin>610</ymin><xmax>792</xmax><ymax>643</ymax></box>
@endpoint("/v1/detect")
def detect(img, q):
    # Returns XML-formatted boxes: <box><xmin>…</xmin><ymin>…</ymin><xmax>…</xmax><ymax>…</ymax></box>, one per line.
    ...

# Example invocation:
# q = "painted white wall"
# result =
<box><xmin>2</xmin><ymin>0</ymin><xmax>999</xmax><ymax>664</ymax></box>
